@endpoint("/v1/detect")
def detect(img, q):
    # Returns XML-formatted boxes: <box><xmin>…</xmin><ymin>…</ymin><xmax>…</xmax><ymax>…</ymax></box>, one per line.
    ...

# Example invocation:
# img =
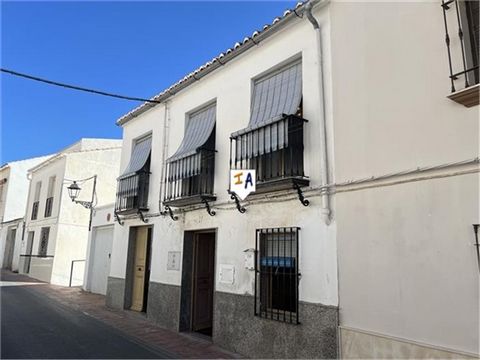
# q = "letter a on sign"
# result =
<box><xmin>230</xmin><ymin>170</ymin><xmax>256</xmax><ymax>200</ymax></box>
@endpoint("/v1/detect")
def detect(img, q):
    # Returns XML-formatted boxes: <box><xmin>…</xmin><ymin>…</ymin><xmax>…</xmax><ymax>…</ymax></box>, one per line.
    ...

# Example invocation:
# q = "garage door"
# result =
<box><xmin>89</xmin><ymin>226</ymin><xmax>113</xmax><ymax>295</ymax></box>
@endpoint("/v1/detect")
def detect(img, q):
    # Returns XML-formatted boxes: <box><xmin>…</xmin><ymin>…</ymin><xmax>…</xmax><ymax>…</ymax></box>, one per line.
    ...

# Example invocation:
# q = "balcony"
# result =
<box><xmin>163</xmin><ymin>149</ymin><xmax>216</xmax><ymax>207</ymax></box>
<box><xmin>230</xmin><ymin>114</ymin><xmax>309</xmax><ymax>194</ymax></box>
<box><xmin>115</xmin><ymin>171</ymin><xmax>150</xmax><ymax>214</ymax></box>
<box><xmin>31</xmin><ymin>201</ymin><xmax>39</xmax><ymax>220</ymax></box>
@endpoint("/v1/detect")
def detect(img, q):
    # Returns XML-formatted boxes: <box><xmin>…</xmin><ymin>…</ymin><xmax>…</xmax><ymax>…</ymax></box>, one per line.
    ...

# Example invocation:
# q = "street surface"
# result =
<box><xmin>1</xmin><ymin>272</ymin><xmax>172</xmax><ymax>359</ymax></box>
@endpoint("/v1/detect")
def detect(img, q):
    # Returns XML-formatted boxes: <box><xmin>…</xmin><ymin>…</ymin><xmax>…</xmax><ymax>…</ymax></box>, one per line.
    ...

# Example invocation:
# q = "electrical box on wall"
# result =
<box><xmin>244</xmin><ymin>248</ymin><xmax>255</xmax><ymax>270</ymax></box>
<box><xmin>219</xmin><ymin>264</ymin><xmax>235</xmax><ymax>284</ymax></box>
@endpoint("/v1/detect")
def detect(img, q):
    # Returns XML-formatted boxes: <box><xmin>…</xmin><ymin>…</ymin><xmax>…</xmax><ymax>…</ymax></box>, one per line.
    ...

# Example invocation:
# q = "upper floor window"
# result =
<box><xmin>31</xmin><ymin>181</ymin><xmax>41</xmax><ymax>220</ymax></box>
<box><xmin>442</xmin><ymin>0</ymin><xmax>479</xmax><ymax>107</ymax></box>
<box><xmin>230</xmin><ymin>60</ymin><xmax>309</xmax><ymax>193</ymax></box>
<box><xmin>44</xmin><ymin>176</ymin><xmax>56</xmax><ymax>218</ymax></box>
<box><xmin>255</xmin><ymin>227</ymin><xmax>300</xmax><ymax>324</ymax></box>
<box><xmin>38</xmin><ymin>227</ymin><xmax>50</xmax><ymax>257</ymax></box>
<box><xmin>163</xmin><ymin>103</ymin><xmax>217</xmax><ymax>207</ymax></box>
<box><xmin>115</xmin><ymin>135</ymin><xmax>152</xmax><ymax>214</ymax></box>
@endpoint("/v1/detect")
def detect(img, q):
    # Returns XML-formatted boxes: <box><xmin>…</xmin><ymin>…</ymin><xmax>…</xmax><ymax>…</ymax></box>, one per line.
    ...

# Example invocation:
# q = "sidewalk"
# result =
<box><xmin>1</xmin><ymin>271</ymin><xmax>241</xmax><ymax>359</ymax></box>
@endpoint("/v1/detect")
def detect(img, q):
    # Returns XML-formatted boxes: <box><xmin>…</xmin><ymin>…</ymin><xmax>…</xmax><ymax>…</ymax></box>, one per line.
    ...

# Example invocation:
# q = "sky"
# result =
<box><xmin>1</xmin><ymin>0</ymin><xmax>295</xmax><ymax>163</ymax></box>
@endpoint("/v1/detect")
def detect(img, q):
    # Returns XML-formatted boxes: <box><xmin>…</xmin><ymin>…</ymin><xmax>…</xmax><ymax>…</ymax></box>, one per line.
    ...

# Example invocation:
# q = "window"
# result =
<box><xmin>31</xmin><ymin>181</ymin><xmax>41</xmax><ymax>220</ymax></box>
<box><xmin>255</xmin><ymin>227</ymin><xmax>300</xmax><ymax>324</ymax></box>
<box><xmin>115</xmin><ymin>135</ymin><xmax>152</xmax><ymax>213</ymax></box>
<box><xmin>230</xmin><ymin>61</ymin><xmax>309</xmax><ymax>192</ymax></box>
<box><xmin>44</xmin><ymin>176</ymin><xmax>55</xmax><ymax>217</ymax></box>
<box><xmin>164</xmin><ymin>104</ymin><xmax>217</xmax><ymax>206</ymax></box>
<box><xmin>38</xmin><ymin>227</ymin><xmax>50</xmax><ymax>257</ymax></box>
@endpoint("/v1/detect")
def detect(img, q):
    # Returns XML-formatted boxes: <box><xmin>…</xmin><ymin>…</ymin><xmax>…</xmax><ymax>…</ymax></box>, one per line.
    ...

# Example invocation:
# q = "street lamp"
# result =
<box><xmin>66</xmin><ymin>175</ymin><xmax>97</xmax><ymax>230</ymax></box>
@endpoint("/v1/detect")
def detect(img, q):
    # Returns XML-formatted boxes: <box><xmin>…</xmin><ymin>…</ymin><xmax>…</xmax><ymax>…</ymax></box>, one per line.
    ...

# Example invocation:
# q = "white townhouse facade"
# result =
<box><xmin>106</xmin><ymin>0</ymin><xmax>479</xmax><ymax>359</ymax></box>
<box><xmin>0</xmin><ymin>155</ymin><xmax>53</xmax><ymax>271</ymax></box>
<box><xmin>18</xmin><ymin>139</ymin><xmax>122</xmax><ymax>287</ymax></box>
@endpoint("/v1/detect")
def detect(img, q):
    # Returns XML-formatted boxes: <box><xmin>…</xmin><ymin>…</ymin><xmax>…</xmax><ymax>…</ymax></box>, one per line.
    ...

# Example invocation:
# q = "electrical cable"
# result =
<box><xmin>1</xmin><ymin>68</ymin><xmax>161</xmax><ymax>104</ymax></box>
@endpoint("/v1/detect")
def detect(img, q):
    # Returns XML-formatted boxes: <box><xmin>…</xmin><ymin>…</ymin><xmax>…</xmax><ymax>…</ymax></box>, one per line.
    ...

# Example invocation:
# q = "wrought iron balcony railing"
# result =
<box><xmin>163</xmin><ymin>149</ymin><xmax>216</xmax><ymax>207</ymax></box>
<box><xmin>230</xmin><ymin>114</ymin><xmax>309</xmax><ymax>193</ymax></box>
<box><xmin>115</xmin><ymin>171</ymin><xmax>150</xmax><ymax>214</ymax></box>
<box><xmin>441</xmin><ymin>0</ymin><xmax>479</xmax><ymax>106</ymax></box>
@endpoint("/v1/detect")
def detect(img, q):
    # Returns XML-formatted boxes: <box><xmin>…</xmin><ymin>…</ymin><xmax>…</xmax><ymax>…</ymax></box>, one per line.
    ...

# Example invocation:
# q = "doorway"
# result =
<box><xmin>180</xmin><ymin>230</ymin><xmax>216</xmax><ymax>336</ymax></box>
<box><xmin>3</xmin><ymin>227</ymin><xmax>16</xmax><ymax>270</ymax></box>
<box><xmin>127</xmin><ymin>226</ymin><xmax>152</xmax><ymax>312</ymax></box>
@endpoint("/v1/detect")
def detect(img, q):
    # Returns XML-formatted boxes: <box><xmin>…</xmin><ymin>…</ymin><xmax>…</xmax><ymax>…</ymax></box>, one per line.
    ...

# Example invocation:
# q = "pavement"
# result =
<box><xmin>0</xmin><ymin>270</ymin><xmax>240</xmax><ymax>359</ymax></box>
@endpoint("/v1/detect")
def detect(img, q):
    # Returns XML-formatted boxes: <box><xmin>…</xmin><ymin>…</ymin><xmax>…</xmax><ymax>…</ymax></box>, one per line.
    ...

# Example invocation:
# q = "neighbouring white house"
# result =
<box><xmin>83</xmin><ymin>203</ymin><xmax>115</xmax><ymax>295</ymax></box>
<box><xmin>106</xmin><ymin>0</ymin><xmax>478</xmax><ymax>359</ymax></box>
<box><xmin>0</xmin><ymin>155</ymin><xmax>53</xmax><ymax>272</ymax></box>
<box><xmin>18</xmin><ymin>138</ymin><xmax>122</xmax><ymax>287</ymax></box>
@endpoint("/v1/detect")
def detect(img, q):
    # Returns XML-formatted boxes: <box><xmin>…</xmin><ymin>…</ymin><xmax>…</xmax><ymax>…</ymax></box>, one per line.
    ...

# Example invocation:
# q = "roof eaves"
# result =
<box><xmin>116</xmin><ymin>0</ymin><xmax>317</xmax><ymax>127</ymax></box>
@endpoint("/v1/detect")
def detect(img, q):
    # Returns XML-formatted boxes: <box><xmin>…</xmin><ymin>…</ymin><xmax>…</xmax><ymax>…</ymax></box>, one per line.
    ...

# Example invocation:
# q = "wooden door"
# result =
<box><xmin>192</xmin><ymin>233</ymin><xmax>215</xmax><ymax>332</ymax></box>
<box><xmin>131</xmin><ymin>227</ymin><xmax>148</xmax><ymax>312</ymax></box>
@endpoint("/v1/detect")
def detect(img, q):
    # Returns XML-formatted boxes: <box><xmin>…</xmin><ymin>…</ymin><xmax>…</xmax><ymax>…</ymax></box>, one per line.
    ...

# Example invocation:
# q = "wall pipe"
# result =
<box><xmin>158</xmin><ymin>101</ymin><xmax>170</xmax><ymax>214</ymax></box>
<box><xmin>305</xmin><ymin>0</ymin><xmax>331</xmax><ymax>225</ymax></box>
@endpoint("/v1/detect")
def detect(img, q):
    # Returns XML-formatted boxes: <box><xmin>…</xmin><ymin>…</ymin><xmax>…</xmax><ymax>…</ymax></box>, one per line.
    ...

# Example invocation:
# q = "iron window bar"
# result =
<box><xmin>254</xmin><ymin>227</ymin><xmax>300</xmax><ymax>325</ymax></box>
<box><xmin>441</xmin><ymin>0</ymin><xmax>479</xmax><ymax>92</ymax></box>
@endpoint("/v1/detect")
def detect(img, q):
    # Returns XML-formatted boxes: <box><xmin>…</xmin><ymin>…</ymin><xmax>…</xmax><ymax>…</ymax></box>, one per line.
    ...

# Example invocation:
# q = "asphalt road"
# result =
<box><xmin>1</xmin><ymin>280</ymin><xmax>172</xmax><ymax>359</ymax></box>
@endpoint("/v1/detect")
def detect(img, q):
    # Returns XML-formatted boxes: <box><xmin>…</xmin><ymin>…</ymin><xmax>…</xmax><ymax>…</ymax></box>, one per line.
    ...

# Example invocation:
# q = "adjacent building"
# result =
<box><xmin>18</xmin><ymin>138</ymin><xmax>122</xmax><ymax>287</ymax></box>
<box><xmin>0</xmin><ymin>155</ymin><xmax>53</xmax><ymax>272</ymax></box>
<box><xmin>106</xmin><ymin>0</ymin><xmax>478</xmax><ymax>359</ymax></box>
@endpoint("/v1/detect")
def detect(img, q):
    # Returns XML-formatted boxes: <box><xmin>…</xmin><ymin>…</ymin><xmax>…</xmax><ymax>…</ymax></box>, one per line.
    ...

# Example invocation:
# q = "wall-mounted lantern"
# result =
<box><xmin>66</xmin><ymin>175</ymin><xmax>97</xmax><ymax>230</ymax></box>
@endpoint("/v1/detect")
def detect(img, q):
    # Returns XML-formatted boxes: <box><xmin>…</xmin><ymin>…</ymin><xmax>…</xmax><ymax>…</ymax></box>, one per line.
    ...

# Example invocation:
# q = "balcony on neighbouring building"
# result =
<box><xmin>442</xmin><ymin>0</ymin><xmax>479</xmax><ymax>107</ymax></box>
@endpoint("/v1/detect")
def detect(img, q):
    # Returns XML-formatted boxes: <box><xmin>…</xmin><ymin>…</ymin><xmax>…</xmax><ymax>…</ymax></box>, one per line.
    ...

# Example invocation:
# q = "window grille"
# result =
<box><xmin>44</xmin><ymin>197</ymin><xmax>53</xmax><ymax>217</ymax></box>
<box><xmin>255</xmin><ymin>227</ymin><xmax>300</xmax><ymax>324</ymax></box>
<box><xmin>38</xmin><ymin>227</ymin><xmax>50</xmax><ymax>257</ymax></box>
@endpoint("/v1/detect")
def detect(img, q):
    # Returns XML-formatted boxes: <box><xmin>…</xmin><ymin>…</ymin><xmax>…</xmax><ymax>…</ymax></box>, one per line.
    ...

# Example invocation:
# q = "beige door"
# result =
<box><xmin>130</xmin><ymin>227</ymin><xmax>148</xmax><ymax>311</ymax></box>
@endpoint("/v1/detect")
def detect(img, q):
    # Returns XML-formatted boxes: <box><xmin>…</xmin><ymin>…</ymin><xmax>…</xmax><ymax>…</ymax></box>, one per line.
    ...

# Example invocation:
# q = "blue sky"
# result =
<box><xmin>1</xmin><ymin>1</ymin><xmax>294</xmax><ymax>163</ymax></box>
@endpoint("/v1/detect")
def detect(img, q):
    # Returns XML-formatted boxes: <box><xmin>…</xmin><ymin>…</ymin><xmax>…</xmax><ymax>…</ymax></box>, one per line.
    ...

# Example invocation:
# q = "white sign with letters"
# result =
<box><xmin>230</xmin><ymin>169</ymin><xmax>256</xmax><ymax>200</ymax></box>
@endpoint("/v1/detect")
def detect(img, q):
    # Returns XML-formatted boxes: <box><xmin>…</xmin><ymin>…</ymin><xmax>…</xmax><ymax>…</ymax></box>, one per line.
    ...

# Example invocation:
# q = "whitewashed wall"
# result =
<box><xmin>330</xmin><ymin>1</ymin><xmax>479</xmax><ymax>356</ymax></box>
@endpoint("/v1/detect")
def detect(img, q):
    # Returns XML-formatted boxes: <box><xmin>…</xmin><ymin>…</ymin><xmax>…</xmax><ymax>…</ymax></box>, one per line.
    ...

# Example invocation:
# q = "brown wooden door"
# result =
<box><xmin>131</xmin><ymin>227</ymin><xmax>148</xmax><ymax>312</ymax></box>
<box><xmin>192</xmin><ymin>233</ymin><xmax>215</xmax><ymax>332</ymax></box>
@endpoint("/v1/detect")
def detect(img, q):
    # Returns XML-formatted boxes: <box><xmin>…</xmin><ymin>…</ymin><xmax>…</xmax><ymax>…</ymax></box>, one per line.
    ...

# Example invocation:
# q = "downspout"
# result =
<box><xmin>305</xmin><ymin>1</ymin><xmax>331</xmax><ymax>225</ymax></box>
<box><xmin>158</xmin><ymin>101</ymin><xmax>170</xmax><ymax>213</ymax></box>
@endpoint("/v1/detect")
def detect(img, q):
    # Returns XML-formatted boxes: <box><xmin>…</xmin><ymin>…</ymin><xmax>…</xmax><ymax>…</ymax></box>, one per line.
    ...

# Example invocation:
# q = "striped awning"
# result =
<box><xmin>119</xmin><ymin>135</ymin><xmax>152</xmax><ymax>179</ymax></box>
<box><xmin>231</xmin><ymin>61</ymin><xmax>302</xmax><ymax>157</ymax></box>
<box><xmin>167</xmin><ymin>104</ymin><xmax>216</xmax><ymax>179</ymax></box>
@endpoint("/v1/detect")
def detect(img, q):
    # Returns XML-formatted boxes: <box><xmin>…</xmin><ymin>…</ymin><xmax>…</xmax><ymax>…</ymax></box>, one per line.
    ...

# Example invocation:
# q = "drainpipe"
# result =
<box><xmin>158</xmin><ymin>101</ymin><xmax>170</xmax><ymax>213</ymax></box>
<box><xmin>305</xmin><ymin>0</ymin><xmax>331</xmax><ymax>225</ymax></box>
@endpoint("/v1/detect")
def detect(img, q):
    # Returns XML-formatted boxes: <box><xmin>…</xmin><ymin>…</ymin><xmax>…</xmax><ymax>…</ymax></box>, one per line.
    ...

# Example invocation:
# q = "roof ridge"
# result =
<box><xmin>117</xmin><ymin>0</ymin><xmax>314</xmax><ymax>126</ymax></box>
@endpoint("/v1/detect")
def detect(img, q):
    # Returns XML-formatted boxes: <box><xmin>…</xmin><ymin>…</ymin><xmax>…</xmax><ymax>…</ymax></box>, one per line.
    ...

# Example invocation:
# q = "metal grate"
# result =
<box><xmin>255</xmin><ymin>227</ymin><xmax>300</xmax><ymax>324</ymax></box>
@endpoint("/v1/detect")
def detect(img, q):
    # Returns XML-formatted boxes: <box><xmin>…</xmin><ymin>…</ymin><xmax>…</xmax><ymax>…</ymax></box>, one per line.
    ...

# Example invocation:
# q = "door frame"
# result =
<box><xmin>124</xmin><ymin>225</ymin><xmax>153</xmax><ymax>312</ymax></box>
<box><xmin>179</xmin><ymin>228</ymin><xmax>217</xmax><ymax>335</ymax></box>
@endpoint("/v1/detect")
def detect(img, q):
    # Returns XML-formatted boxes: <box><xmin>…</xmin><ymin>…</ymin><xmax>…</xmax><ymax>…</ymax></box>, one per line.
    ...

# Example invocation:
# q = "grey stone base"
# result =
<box><xmin>146</xmin><ymin>282</ymin><xmax>181</xmax><ymax>331</ymax></box>
<box><xmin>213</xmin><ymin>291</ymin><xmax>338</xmax><ymax>359</ymax></box>
<box><xmin>106</xmin><ymin>276</ymin><xmax>125</xmax><ymax>310</ymax></box>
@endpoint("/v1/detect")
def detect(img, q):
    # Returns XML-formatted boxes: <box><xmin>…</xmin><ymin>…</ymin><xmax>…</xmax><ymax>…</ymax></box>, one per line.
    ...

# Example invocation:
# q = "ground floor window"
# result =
<box><xmin>255</xmin><ymin>227</ymin><xmax>300</xmax><ymax>324</ymax></box>
<box><xmin>38</xmin><ymin>227</ymin><xmax>50</xmax><ymax>257</ymax></box>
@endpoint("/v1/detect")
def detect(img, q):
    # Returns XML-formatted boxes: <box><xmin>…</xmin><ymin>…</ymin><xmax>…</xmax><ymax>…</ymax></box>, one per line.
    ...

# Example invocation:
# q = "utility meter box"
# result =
<box><xmin>244</xmin><ymin>248</ymin><xmax>255</xmax><ymax>270</ymax></box>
